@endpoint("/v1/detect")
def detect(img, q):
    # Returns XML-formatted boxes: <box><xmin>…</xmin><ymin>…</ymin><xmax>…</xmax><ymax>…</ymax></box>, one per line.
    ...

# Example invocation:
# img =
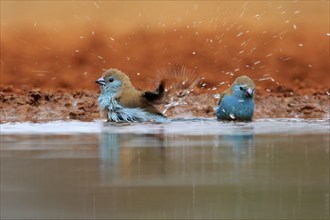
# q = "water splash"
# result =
<box><xmin>157</xmin><ymin>66</ymin><xmax>202</xmax><ymax>116</ymax></box>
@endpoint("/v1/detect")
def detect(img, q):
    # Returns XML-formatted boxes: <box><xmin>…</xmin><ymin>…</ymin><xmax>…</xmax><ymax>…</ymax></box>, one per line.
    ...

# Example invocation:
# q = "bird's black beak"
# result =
<box><xmin>245</xmin><ymin>88</ymin><xmax>253</xmax><ymax>97</ymax></box>
<box><xmin>96</xmin><ymin>77</ymin><xmax>106</xmax><ymax>85</ymax></box>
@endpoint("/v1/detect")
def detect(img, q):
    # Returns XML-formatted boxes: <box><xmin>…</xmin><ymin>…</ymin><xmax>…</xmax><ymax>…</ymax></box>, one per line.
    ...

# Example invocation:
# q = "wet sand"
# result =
<box><xmin>0</xmin><ymin>84</ymin><xmax>329</xmax><ymax>122</ymax></box>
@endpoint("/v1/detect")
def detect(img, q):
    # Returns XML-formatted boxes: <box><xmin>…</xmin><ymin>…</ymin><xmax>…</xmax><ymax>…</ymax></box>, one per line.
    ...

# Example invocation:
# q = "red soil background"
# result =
<box><xmin>1</xmin><ymin>1</ymin><xmax>329</xmax><ymax>121</ymax></box>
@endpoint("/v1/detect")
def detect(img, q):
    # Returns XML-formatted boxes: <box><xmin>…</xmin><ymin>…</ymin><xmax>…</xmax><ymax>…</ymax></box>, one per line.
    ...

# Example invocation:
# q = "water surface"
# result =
<box><xmin>1</xmin><ymin>119</ymin><xmax>329</xmax><ymax>219</ymax></box>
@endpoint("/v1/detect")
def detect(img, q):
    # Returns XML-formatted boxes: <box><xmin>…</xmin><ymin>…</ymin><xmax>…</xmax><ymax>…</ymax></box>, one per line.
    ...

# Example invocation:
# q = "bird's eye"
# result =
<box><xmin>109</xmin><ymin>78</ymin><xmax>114</xmax><ymax>83</ymax></box>
<box><xmin>239</xmin><ymin>86</ymin><xmax>243</xmax><ymax>90</ymax></box>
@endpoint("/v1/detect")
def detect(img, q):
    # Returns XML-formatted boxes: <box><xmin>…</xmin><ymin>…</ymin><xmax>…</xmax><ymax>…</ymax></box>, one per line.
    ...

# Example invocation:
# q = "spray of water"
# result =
<box><xmin>155</xmin><ymin>66</ymin><xmax>202</xmax><ymax>116</ymax></box>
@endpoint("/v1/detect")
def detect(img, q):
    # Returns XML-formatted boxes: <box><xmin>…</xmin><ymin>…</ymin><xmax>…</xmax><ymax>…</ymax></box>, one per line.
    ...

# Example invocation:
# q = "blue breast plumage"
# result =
<box><xmin>216</xmin><ymin>95</ymin><xmax>254</xmax><ymax>121</ymax></box>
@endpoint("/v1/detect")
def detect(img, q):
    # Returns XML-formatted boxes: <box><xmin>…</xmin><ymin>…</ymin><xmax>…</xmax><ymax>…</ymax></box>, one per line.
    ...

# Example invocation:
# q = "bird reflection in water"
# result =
<box><xmin>98</xmin><ymin>126</ymin><xmax>166</xmax><ymax>185</ymax></box>
<box><xmin>98</xmin><ymin>122</ymin><xmax>255</xmax><ymax>186</ymax></box>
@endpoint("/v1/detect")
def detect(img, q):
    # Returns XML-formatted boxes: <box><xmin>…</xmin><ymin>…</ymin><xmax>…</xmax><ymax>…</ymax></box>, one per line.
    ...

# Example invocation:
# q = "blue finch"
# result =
<box><xmin>96</xmin><ymin>68</ymin><xmax>166</xmax><ymax>123</ymax></box>
<box><xmin>215</xmin><ymin>76</ymin><xmax>255</xmax><ymax>121</ymax></box>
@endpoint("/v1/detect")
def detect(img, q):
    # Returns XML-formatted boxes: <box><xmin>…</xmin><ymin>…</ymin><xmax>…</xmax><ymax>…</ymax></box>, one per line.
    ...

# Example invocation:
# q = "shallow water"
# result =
<box><xmin>1</xmin><ymin>118</ymin><xmax>329</xmax><ymax>219</ymax></box>
<box><xmin>1</xmin><ymin>118</ymin><xmax>329</xmax><ymax>135</ymax></box>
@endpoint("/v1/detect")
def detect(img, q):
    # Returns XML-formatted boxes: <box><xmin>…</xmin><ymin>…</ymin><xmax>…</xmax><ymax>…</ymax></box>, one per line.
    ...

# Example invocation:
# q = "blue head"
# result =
<box><xmin>231</xmin><ymin>76</ymin><xmax>255</xmax><ymax>100</ymax></box>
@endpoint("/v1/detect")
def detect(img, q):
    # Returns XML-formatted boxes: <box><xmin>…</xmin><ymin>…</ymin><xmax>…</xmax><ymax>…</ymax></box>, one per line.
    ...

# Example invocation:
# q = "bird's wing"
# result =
<box><xmin>218</xmin><ymin>93</ymin><xmax>225</xmax><ymax>105</ymax></box>
<box><xmin>117</xmin><ymin>90</ymin><xmax>142</xmax><ymax>108</ymax></box>
<box><xmin>218</xmin><ymin>87</ymin><xmax>231</xmax><ymax>105</ymax></box>
<box><xmin>118</xmin><ymin>87</ymin><xmax>164</xmax><ymax>116</ymax></box>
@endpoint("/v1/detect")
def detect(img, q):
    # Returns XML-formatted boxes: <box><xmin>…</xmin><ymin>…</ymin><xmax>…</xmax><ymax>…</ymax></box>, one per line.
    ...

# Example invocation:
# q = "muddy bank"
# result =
<box><xmin>0</xmin><ymin>85</ymin><xmax>328</xmax><ymax>123</ymax></box>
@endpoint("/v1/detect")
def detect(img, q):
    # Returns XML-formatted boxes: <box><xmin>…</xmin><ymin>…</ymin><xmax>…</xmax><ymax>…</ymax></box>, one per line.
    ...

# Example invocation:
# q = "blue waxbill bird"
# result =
<box><xmin>215</xmin><ymin>76</ymin><xmax>255</xmax><ymax>121</ymax></box>
<box><xmin>96</xmin><ymin>68</ymin><xmax>166</xmax><ymax>122</ymax></box>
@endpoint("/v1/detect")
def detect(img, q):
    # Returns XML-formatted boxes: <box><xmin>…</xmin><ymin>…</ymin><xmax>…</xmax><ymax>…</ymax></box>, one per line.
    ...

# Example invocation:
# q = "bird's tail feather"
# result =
<box><xmin>142</xmin><ymin>80</ymin><xmax>165</xmax><ymax>102</ymax></box>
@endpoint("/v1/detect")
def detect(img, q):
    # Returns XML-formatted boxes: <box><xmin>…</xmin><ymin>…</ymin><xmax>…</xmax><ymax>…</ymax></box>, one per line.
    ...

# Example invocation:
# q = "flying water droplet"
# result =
<box><xmin>94</xmin><ymin>2</ymin><xmax>100</xmax><ymax>9</ymax></box>
<box><xmin>236</xmin><ymin>32</ymin><xmax>243</xmax><ymax>37</ymax></box>
<box><xmin>258</xmin><ymin>77</ymin><xmax>272</xmax><ymax>81</ymax></box>
<box><xmin>214</xmin><ymin>94</ymin><xmax>220</xmax><ymax>99</ymax></box>
<box><xmin>229</xmin><ymin>113</ymin><xmax>235</xmax><ymax>119</ymax></box>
